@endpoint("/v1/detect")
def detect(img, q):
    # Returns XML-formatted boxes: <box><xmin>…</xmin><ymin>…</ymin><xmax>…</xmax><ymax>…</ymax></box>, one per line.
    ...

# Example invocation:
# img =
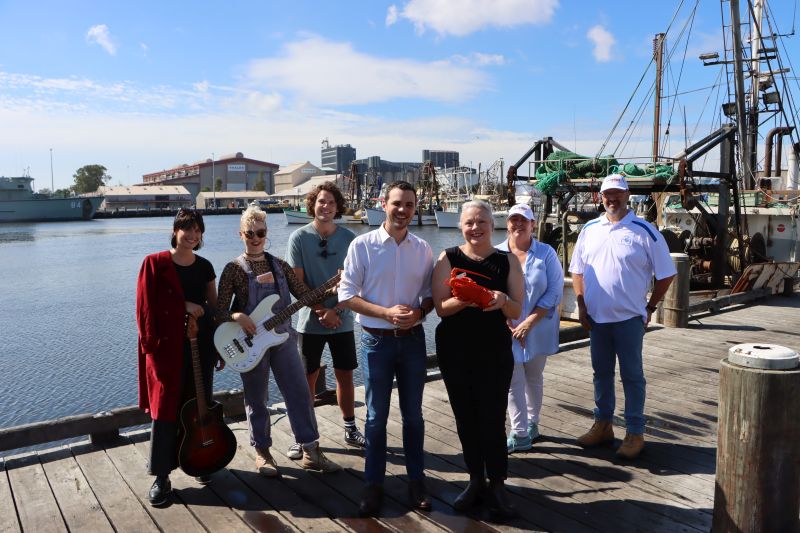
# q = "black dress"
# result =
<box><xmin>435</xmin><ymin>247</ymin><xmax>514</xmax><ymax>481</ymax></box>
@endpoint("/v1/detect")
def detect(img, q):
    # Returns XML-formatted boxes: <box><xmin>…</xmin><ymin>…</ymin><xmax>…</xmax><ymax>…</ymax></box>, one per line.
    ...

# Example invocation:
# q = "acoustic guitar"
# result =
<box><xmin>177</xmin><ymin>315</ymin><xmax>237</xmax><ymax>477</ymax></box>
<box><xmin>214</xmin><ymin>273</ymin><xmax>340</xmax><ymax>373</ymax></box>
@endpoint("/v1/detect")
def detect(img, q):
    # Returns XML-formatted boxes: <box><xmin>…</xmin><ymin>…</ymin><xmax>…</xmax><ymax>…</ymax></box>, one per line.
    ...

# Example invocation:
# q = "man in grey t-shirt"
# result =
<box><xmin>286</xmin><ymin>182</ymin><xmax>363</xmax><ymax>457</ymax></box>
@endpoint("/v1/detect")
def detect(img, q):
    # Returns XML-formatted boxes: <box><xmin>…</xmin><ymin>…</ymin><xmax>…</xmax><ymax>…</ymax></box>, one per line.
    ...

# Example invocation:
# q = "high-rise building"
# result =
<box><xmin>422</xmin><ymin>150</ymin><xmax>459</xmax><ymax>169</ymax></box>
<box><xmin>321</xmin><ymin>142</ymin><xmax>357</xmax><ymax>173</ymax></box>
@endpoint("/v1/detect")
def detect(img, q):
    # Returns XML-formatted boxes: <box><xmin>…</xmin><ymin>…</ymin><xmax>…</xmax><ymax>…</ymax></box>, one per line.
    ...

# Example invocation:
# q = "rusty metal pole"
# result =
<box><xmin>713</xmin><ymin>344</ymin><xmax>800</xmax><ymax>532</ymax></box>
<box><xmin>662</xmin><ymin>253</ymin><xmax>690</xmax><ymax>327</ymax></box>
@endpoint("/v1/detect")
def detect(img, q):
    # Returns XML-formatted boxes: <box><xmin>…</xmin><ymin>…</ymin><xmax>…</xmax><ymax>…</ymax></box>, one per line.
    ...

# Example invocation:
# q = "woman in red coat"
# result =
<box><xmin>136</xmin><ymin>208</ymin><xmax>220</xmax><ymax>506</ymax></box>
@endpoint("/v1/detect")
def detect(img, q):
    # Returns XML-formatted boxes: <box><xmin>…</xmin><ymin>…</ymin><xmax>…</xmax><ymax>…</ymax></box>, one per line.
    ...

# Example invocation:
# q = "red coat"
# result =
<box><xmin>136</xmin><ymin>250</ymin><xmax>186</xmax><ymax>422</ymax></box>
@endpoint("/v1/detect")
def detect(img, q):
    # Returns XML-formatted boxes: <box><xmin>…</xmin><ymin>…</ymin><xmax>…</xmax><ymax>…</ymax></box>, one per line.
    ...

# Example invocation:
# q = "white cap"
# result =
<box><xmin>507</xmin><ymin>203</ymin><xmax>534</xmax><ymax>220</ymax></box>
<box><xmin>600</xmin><ymin>173</ymin><xmax>629</xmax><ymax>192</ymax></box>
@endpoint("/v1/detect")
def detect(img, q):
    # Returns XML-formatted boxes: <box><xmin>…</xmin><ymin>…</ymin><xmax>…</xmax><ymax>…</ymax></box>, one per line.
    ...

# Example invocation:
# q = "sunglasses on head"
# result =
<box><xmin>244</xmin><ymin>229</ymin><xmax>267</xmax><ymax>239</ymax></box>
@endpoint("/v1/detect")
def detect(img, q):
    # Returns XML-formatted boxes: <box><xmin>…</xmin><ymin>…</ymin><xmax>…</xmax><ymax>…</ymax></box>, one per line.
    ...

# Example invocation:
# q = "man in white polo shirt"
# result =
<box><xmin>569</xmin><ymin>173</ymin><xmax>676</xmax><ymax>459</ymax></box>
<box><xmin>338</xmin><ymin>180</ymin><xmax>434</xmax><ymax>516</ymax></box>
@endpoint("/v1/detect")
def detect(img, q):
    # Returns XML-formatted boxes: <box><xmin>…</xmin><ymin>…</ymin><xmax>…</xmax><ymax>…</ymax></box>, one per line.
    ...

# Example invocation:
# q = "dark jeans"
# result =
<box><xmin>360</xmin><ymin>327</ymin><xmax>427</xmax><ymax>485</ymax></box>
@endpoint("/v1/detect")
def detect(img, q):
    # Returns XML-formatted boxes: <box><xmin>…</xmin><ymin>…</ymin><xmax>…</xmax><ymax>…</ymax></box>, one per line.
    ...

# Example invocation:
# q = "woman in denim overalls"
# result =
<box><xmin>216</xmin><ymin>205</ymin><xmax>341</xmax><ymax>475</ymax></box>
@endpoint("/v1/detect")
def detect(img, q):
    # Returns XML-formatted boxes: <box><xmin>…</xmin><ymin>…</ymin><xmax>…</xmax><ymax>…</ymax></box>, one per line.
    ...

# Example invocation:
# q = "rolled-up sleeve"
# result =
<box><xmin>338</xmin><ymin>239</ymin><xmax>363</xmax><ymax>302</ymax></box>
<box><xmin>536</xmin><ymin>247</ymin><xmax>564</xmax><ymax>311</ymax></box>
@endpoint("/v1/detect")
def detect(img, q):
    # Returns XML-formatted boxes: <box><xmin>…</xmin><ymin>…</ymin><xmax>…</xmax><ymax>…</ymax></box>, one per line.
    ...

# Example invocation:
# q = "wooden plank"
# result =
<box><xmin>311</xmin><ymin>405</ymin><xmax>507</xmax><ymax>533</ymax></box>
<box><xmin>70</xmin><ymin>443</ymin><xmax>160</xmax><ymax>533</ymax></box>
<box><xmin>38</xmin><ymin>447</ymin><xmax>114</xmax><ymax>532</ymax></box>
<box><xmin>5</xmin><ymin>453</ymin><xmax>66</xmax><ymax>532</ymax></box>
<box><xmin>219</xmin><ymin>420</ymin><xmax>352</xmax><ymax>533</ymax></box>
<box><xmin>266</xmin><ymin>411</ymin><xmax>443</xmax><ymax>533</ymax></box>
<box><xmin>0</xmin><ymin>457</ymin><xmax>21</xmax><ymax>533</ymax></box>
<box><xmin>125</xmin><ymin>433</ymin><xmax>252</xmax><ymax>532</ymax></box>
<box><xmin>102</xmin><ymin>439</ymin><xmax>206</xmax><ymax>533</ymax></box>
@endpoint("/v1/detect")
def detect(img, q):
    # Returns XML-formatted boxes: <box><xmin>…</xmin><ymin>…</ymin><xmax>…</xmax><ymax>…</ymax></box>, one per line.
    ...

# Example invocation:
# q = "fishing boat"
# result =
<box><xmin>0</xmin><ymin>176</ymin><xmax>103</xmax><ymax>223</ymax></box>
<box><xmin>507</xmin><ymin>0</ymin><xmax>800</xmax><ymax>291</ymax></box>
<box><xmin>283</xmin><ymin>208</ymin><xmax>364</xmax><ymax>225</ymax></box>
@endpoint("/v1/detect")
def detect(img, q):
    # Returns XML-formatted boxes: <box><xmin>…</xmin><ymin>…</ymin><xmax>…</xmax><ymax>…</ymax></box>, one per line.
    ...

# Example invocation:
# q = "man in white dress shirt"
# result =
<box><xmin>338</xmin><ymin>180</ymin><xmax>434</xmax><ymax>516</ymax></box>
<box><xmin>569</xmin><ymin>174</ymin><xmax>676</xmax><ymax>459</ymax></box>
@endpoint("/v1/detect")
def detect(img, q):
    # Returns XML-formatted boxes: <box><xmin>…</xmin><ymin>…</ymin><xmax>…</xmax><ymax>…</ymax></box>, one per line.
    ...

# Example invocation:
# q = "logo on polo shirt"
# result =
<box><xmin>621</xmin><ymin>235</ymin><xmax>633</xmax><ymax>246</ymax></box>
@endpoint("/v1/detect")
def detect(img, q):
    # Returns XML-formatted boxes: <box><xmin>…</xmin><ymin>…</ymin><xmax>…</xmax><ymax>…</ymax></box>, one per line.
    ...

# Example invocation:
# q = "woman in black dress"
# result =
<box><xmin>136</xmin><ymin>208</ymin><xmax>221</xmax><ymax>506</ymax></box>
<box><xmin>432</xmin><ymin>200</ymin><xmax>524</xmax><ymax>518</ymax></box>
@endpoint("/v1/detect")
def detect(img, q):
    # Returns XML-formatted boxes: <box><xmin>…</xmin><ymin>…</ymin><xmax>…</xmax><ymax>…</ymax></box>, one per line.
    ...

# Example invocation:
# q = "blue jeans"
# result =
<box><xmin>589</xmin><ymin>316</ymin><xmax>646</xmax><ymax>434</ymax></box>
<box><xmin>361</xmin><ymin>327</ymin><xmax>427</xmax><ymax>485</ymax></box>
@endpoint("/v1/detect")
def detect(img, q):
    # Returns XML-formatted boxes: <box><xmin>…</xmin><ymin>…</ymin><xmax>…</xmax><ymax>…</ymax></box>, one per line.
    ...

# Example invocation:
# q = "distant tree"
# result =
<box><xmin>201</xmin><ymin>186</ymin><xmax>211</xmax><ymax>192</ymax></box>
<box><xmin>214</xmin><ymin>178</ymin><xmax>222</xmax><ymax>192</ymax></box>
<box><xmin>72</xmin><ymin>165</ymin><xmax>111</xmax><ymax>194</ymax></box>
<box><xmin>53</xmin><ymin>188</ymin><xmax>72</xmax><ymax>198</ymax></box>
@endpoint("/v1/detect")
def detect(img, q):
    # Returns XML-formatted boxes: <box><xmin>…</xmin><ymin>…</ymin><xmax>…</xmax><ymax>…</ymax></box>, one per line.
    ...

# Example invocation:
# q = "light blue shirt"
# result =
<box><xmin>497</xmin><ymin>238</ymin><xmax>563</xmax><ymax>362</ymax></box>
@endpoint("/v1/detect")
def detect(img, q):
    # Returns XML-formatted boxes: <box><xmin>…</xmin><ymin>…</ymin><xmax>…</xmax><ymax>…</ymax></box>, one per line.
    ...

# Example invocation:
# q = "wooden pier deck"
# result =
<box><xmin>3</xmin><ymin>294</ymin><xmax>799</xmax><ymax>532</ymax></box>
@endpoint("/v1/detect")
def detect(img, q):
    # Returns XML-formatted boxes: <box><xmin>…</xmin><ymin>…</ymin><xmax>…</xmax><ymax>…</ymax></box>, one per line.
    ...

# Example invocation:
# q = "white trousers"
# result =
<box><xmin>507</xmin><ymin>356</ymin><xmax>548</xmax><ymax>436</ymax></box>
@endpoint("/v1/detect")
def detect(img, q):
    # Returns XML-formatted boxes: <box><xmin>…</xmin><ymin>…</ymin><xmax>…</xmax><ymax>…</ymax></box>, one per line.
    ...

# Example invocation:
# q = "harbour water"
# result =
<box><xmin>0</xmin><ymin>214</ymin><xmax>484</xmax><ymax>430</ymax></box>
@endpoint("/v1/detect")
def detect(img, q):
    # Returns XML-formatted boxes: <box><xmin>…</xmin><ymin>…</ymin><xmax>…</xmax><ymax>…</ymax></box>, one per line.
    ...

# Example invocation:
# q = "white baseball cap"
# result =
<box><xmin>600</xmin><ymin>173</ymin><xmax>629</xmax><ymax>192</ymax></box>
<box><xmin>507</xmin><ymin>203</ymin><xmax>534</xmax><ymax>220</ymax></box>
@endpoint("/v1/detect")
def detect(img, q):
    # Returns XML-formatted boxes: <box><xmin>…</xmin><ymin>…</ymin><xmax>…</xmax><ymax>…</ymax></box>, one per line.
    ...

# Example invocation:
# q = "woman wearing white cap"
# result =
<box><xmin>496</xmin><ymin>203</ymin><xmax>563</xmax><ymax>453</ymax></box>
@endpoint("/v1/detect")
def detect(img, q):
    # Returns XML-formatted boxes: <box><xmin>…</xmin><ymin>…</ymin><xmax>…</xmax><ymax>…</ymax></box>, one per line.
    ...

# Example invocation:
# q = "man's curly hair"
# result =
<box><xmin>305</xmin><ymin>181</ymin><xmax>347</xmax><ymax>218</ymax></box>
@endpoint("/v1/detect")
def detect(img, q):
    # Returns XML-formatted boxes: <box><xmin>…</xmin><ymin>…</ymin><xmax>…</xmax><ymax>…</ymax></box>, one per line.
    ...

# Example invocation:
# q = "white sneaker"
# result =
<box><xmin>287</xmin><ymin>442</ymin><xmax>303</xmax><ymax>460</ymax></box>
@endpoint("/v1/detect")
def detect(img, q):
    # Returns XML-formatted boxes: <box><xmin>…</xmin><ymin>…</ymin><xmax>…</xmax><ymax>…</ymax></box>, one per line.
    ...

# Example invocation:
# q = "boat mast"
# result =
<box><xmin>729</xmin><ymin>0</ymin><xmax>754</xmax><ymax>188</ymax></box>
<box><xmin>747</xmin><ymin>0</ymin><xmax>765</xmax><ymax>182</ymax></box>
<box><xmin>652</xmin><ymin>33</ymin><xmax>666</xmax><ymax>163</ymax></box>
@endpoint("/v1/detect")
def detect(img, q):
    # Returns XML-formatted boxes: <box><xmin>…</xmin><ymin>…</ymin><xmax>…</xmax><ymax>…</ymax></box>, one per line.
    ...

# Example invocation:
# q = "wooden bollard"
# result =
<box><xmin>663</xmin><ymin>253</ymin><xmax>689</xmax><ymax>328</ymax></box>
<box><xmin>713</xmin><ymin>344</ymin><xmax>800</xmax><ymax>532</ymax></box>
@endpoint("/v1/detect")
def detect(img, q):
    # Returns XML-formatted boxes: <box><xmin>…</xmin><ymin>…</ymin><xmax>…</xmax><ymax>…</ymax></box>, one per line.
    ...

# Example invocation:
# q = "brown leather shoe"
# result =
<box><xmin>408</xmin><ymin>479</ymin><xmax>431</xmax><ymax>511</ymax></box>
<box><xmin>616</xmin><ymin>433</ymin><xmax>645</xmax><ymax>459</ymax></box>
<box><xmin>576</xmin><ymin>420</ymin><xmax>614</xmax><ymax>447</ymax></box>
<box><xmin>255</xmin><ymin>448</ymin><xmax>279</xmax><ymax>477</ymax></box>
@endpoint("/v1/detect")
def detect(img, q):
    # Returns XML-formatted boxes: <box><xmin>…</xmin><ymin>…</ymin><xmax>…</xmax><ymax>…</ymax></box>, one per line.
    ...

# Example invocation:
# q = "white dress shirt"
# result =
<box><xmin>338</xmin><ymin>224</ymin><xmax>434</xmax><ymax>329</ymax></box>
<box><xmin>569</xmin><ymin>210</ymin><xmax>676</xmax><ymax>324</ymax></box>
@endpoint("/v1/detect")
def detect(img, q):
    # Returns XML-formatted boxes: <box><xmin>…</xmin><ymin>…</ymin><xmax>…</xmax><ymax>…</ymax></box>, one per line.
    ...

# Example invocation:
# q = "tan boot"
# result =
<box><xmin>616</xmin><ymin>433</ymin><xmax>645</xmax><ymax>459</ymax></box>
<box><xmin>301</xmin><ymin>442</ymin><xmax>342</xmax><ymax>473</ymax></box>
<box><xmin>576</xmin><ymin>420</ymin><xmax>614</xmax><ymax>447</ymax></box>
<box><xmin>255</xmin><ymin>447</ymin><xmax>279</xmax><ymax>477</ymax></box>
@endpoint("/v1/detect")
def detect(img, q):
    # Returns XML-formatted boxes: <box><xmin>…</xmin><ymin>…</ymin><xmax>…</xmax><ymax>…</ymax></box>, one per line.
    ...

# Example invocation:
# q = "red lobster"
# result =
<box><xmin>446</xmin><ymin>268</ymin><xmax>495</xmax><ymax>308</ymax></box>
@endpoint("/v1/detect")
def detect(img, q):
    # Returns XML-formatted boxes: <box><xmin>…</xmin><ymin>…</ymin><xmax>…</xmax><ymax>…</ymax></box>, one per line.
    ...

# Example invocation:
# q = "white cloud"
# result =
<box><xmin>452</xmin><ymin>52</ymin><xmax>507</xmax><ymax>66</ymax></box>
<box><xmin>245</xmin><ymin>36</ymin><xmax>490</xmax><ymax>105</ymax></box>
<box><xmin>86</xmin><ymin>24</ymin><xmax>117</xmax><ymax>55</ymax></box>
<box><xmin>587</xmin><ymin>25</ymin><xmax>615</xmax><ymax>62</ymax></box>
<box><xmin>386</xmin><ymin>5</ymin><xmax>399</xmax><ymax>26</ymax></box>
<box><xmin>388</xmin><ymin>0</ymin><xmax>558</xmax><ymax>36</ymax></box>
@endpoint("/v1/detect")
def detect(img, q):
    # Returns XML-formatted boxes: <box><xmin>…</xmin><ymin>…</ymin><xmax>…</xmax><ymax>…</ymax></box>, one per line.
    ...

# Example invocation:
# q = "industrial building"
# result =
<box><xmin>141</xmin><ymin>152</ymin><xmax>279</xmax><ymax>196</ymax></box>
<box><xmin>273</xmin><ymin>161</ymin><xmax>325</xmax><ymax>192</ymax></box>
<box><xmin>95</xmin><ymin>185</ymin><xmax>192</xmax><ymax>212</ymax></box>
<box><xmin>195</xmin><ymin>191</ymin><xmax>270</xmax><ymax>209</ymax></box>
<box><xmin>422</xmin><ymin>150</ymin><xmax>459</xmax><ymax>169</ymax></box>
<box><xmin>321</xmin><ymin>141</ymin><xmax>356</xmax><ymax>173</ymax></box>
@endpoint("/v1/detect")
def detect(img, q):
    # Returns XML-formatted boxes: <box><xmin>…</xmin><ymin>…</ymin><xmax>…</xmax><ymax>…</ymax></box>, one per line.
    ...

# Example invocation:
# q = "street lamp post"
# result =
<box><xmin>212</xmin><ymin>152</ymin><xmax>216</xmax><ymax>209</ymax></box>
<box><xmin>49</xmin><ymin>148</ymin><xmax>54</xmax><ymax>194</ymax></box>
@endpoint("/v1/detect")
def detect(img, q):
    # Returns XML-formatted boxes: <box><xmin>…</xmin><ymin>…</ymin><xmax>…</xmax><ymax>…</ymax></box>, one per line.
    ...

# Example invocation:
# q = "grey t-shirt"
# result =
<box><xmin>286</xmin><ymin>223</ymin><xmax>356</xmax><ymax>334</ymax></box>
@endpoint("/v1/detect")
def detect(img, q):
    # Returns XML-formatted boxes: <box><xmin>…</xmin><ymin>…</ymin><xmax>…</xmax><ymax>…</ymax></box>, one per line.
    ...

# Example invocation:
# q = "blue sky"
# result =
<box><xmin>1</xmin><ymin>0</ymin><xmax>798</xmax><ymax>190</ymax></box>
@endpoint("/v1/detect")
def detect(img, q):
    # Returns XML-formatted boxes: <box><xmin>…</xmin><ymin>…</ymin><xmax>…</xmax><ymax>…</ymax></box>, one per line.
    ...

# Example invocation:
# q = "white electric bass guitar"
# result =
<box><xmin>214</xmin><ymin>273</ymin><xmax>340</xmax><ymax>373</ymax></box>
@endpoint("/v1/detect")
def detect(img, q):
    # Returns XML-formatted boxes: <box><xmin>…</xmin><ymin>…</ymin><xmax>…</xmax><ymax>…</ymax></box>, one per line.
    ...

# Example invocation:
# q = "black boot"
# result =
<box><xmin>148</xmin><ymin>475</ymin><xmax>171</xmax><ymax>507</ymax></box>
<box><xmin>486</xmin><ymin>479</ymin><xmax>517</xmax><ymax>520</ymax></box>
<box><xmin>453</xmin><ymin>477</ymin><xmax>485</xmax><ymax>512</ymax></box>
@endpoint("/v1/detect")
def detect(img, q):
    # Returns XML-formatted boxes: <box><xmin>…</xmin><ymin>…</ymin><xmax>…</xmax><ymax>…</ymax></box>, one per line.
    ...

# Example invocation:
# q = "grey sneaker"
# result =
<box><xmin>255</xmin><ymin>448</ymin><xmax>279</xmax><ymax>477</ymax></box>
<box><xmin>344</xmin><ymin>427</ymin><xmax>366</xmax><ymax>448</ymax></box>
<box><xmin>287</xmin><ymin>442</ymin><xmax>303</xmax><ymax>460</ymax></box>
<box><xmin>301</xmin><ymin>442</ymin><xmax>342</xmax><ymax>473</ymax></box>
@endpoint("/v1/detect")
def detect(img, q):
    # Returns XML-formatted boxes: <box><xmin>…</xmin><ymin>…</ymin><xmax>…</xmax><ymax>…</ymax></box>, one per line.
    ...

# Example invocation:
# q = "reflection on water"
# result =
<box><xmin>0</xmin><ymin>215</ymin><xmax>468</xmax><ymax>430</ymax></box>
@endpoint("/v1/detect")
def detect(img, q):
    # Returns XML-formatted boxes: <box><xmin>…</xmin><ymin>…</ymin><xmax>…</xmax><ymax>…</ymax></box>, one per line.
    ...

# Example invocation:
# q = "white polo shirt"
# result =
<box><xmin>338</xmin><ymin>224</ymin><xmax>434</xmax><ymax>329</ymax></box>
<box><xmin>569</xmin><ymin>210</ymin><xmax>676</xmax><ymax>324</ymax></box>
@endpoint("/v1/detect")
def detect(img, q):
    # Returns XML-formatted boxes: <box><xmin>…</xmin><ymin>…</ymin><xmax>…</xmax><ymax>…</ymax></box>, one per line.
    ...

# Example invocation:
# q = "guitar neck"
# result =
<box><xmin>188</xmin><ymin>338</ymin><xmax>208</xmax><ymax>415</ymax></box>
<box><xmin>262</xmin><ymin>274</ymin><xmax>340</xmax><ymax>331</ymax></box>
